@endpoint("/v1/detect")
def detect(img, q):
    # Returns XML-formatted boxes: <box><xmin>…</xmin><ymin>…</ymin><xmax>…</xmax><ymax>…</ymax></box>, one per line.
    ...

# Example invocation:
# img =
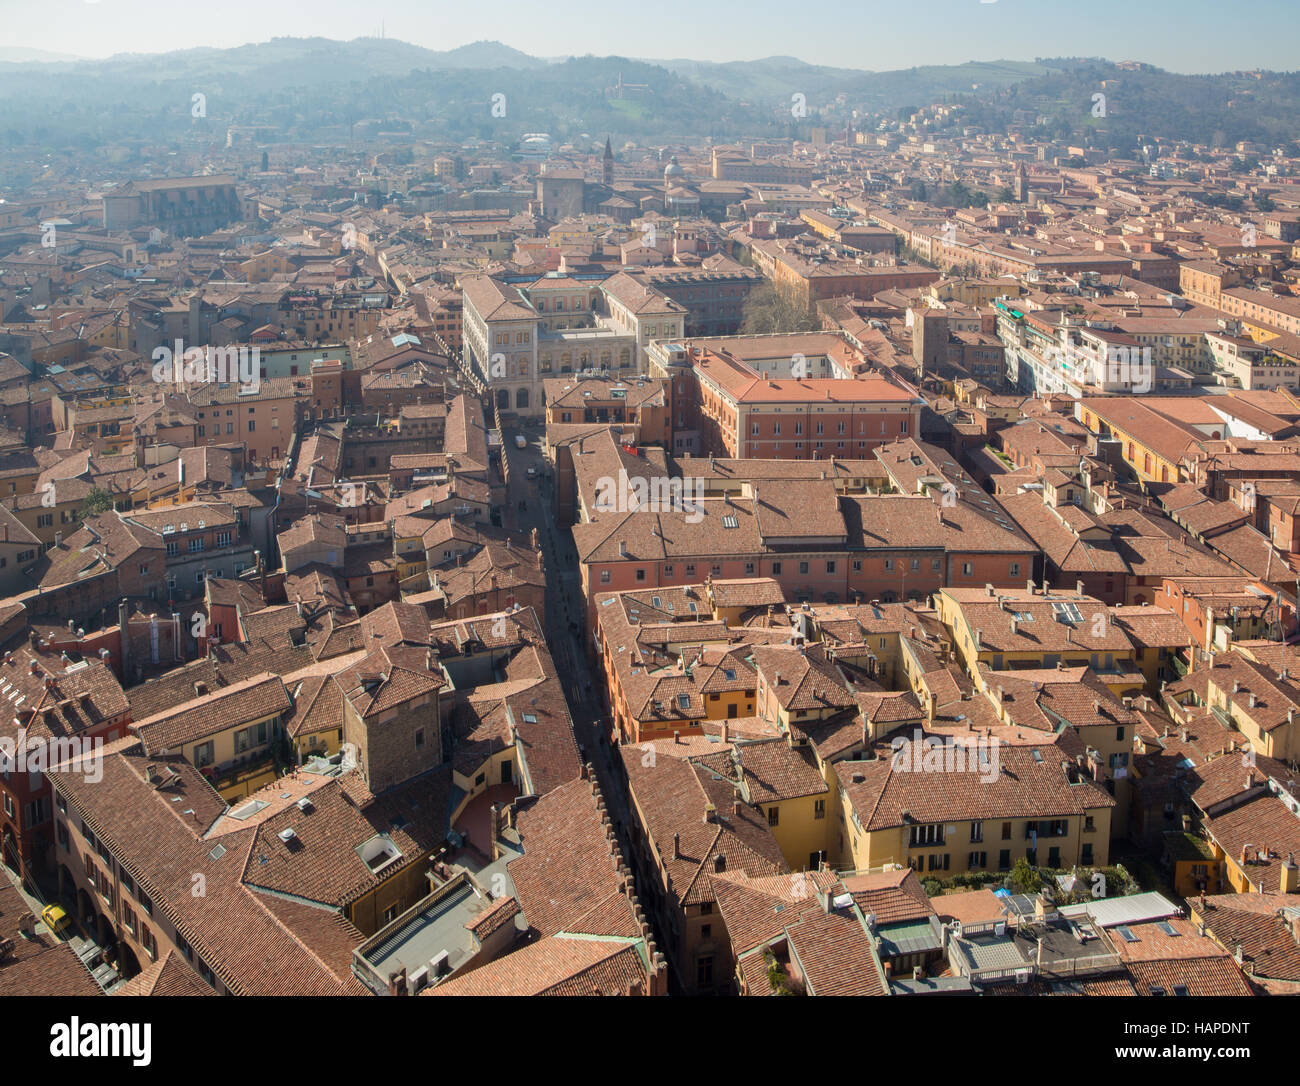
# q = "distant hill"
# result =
<box><xmin>0</xmin><ymin>38</ymin><xmax>1295</xmax><ymax>150</ymax></box>
<box><xmin>0</xmin><ymin>46</ymin><xmax>85</xmax><ymax>64</ymax></box>
<box><xmin>436</xmin><ymin>40</ymin><xmax>548</xmax><ymax>70</ymax></box>
<box><xmin>961</xmin><ymin>60</ymin><xmax>1300</xmax><ymax>152</ymax></box>
<box><xmin>649</xmin><ymin>56</ymin><xmax>1057</xmax><ymax>110</ymax></box>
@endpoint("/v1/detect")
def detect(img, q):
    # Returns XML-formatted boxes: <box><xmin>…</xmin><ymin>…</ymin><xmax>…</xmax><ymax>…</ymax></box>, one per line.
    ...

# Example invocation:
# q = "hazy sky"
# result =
<box><xmin>6</xmin><ymin>0</ymin><xmax>1297</xmax><ymax>72</ymax></box>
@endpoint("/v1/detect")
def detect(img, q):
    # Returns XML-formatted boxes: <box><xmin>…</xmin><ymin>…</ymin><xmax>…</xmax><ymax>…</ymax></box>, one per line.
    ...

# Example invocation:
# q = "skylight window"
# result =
<box><xmin>1052</xmin><ymin>601</ymin><xmax>1084</xmax><ymax>624</ymax></box>
<box><xmin>356</xmin><ymin>834</ymin><xmax>403</xmax><ymax>874</ymax></box>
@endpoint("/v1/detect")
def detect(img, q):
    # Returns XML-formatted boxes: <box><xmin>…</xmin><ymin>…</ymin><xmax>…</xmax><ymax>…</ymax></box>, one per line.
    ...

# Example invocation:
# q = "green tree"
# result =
<box><xmin>765</xmin><ymin>951</ymin><xmax>795</xmax><ymax>995</ymax></box>
<box><xmin>77</xmin><ymin>487</ymin><xmax>116</xmax><ymax>519</ymax></box>
<box><xmin>1009</xmin><ymin>857</ymin><xmax>1042</xmax><ymax>895</ymax></box>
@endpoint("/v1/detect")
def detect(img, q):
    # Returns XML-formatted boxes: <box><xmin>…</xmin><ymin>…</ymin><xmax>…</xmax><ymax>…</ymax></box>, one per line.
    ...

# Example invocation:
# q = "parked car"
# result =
<box><xmin>514</xmin><ymin>434</ymin><xmax>527</xmax><ymax>449</ymax></box>
<box><xmin>41</xmin><ymin>904</ymin><xmax>71</xmax><ymax>938</ymax></box>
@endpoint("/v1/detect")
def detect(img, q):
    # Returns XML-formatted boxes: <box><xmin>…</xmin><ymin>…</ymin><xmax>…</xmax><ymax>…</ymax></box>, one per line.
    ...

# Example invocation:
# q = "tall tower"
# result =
<box><xmin>603</xmin><ymin>136</ymin><xmax>614</xmax><ymax>187</ymax></box>
<box><xmin>1014</xmin><ymin>162</ymin><xmax>1028</xmax><ymax>203</ymax></box>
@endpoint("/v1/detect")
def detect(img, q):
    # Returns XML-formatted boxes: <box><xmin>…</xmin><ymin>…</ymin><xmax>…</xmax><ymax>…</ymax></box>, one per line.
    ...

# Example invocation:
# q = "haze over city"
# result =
<box><xmin>0</xmin><ymin>0</ymin><xmax>1294</xmax><ymax>1054</ymax></box>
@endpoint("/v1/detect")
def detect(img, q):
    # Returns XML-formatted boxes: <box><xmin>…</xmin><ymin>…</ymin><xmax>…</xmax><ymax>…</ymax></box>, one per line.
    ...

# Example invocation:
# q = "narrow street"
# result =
<box><xmin>499</xmin><ymin>420</ymin><xmax>636</xmax><ymax>835</ymax></box>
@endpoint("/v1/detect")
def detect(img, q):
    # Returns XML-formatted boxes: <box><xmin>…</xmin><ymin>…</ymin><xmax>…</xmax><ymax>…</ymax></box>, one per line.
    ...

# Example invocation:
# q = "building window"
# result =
<box><xmin>234</xmin><ymin>720</ymin><xmax>269</xmax><ymax>753</ymax></box>
<box><xmin>909</xmin><ymin>823</ymin><xmax>944</xmax><ymax>847</ymax></box>
<box><xmin>767</xmin><ymin>807</ymin><xmax>779</xmax><ymax>827</ymax></box>
<box><xmin>814</xmin><ymin>798</ymin><xmax>825</xmax><ymax>820</ymax></box>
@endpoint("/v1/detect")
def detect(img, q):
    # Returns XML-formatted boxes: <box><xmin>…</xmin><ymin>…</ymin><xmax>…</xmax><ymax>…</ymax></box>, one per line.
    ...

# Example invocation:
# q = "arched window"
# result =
<box><xmin>516</xmin><ymin>388</ymin><xmax>530</xmax><ymax>409</ymax></box>
<box><xmin>496</xmin><ymin>389</ymin><xmax>510</xmax><ymax>410</ymax></box>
